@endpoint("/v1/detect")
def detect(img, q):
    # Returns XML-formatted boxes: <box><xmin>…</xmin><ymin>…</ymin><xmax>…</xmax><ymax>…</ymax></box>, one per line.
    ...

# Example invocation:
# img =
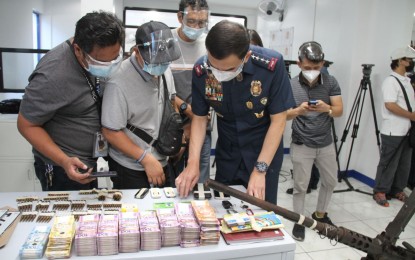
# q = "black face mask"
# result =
<box><xmin>406</xmin><ymin>59</ymin><xmax>414</xmax><ymax>73</ymax></box>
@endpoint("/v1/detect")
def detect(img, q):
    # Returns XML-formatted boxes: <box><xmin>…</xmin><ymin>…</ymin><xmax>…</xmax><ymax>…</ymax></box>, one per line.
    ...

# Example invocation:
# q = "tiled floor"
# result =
<box><xmin>209</xmin><ymin>155</ymin><xmax>415</xmax><ymax>260</ymax></box>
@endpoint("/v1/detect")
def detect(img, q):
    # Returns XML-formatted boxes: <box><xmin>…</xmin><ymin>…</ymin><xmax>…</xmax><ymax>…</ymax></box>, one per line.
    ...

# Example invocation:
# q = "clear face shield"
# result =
<box><xmin>182</xmin><ymin>9</ymin><xmax>210</xmax><ymax>29</ymax></box>
<box><xmin>181</xmin><ymin>9</ymin><xmax>210</xmax><ymax>40</ymax></box>
<box><xmin>137</xmin><ymin>29</ymin><xmax>182</xmax><ymax>76</ymax></box>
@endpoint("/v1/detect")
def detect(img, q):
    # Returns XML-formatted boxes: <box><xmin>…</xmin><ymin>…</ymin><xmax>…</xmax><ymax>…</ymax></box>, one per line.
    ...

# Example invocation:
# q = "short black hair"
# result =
<box><xmin>73</xmin><ymin>11</ymin><xmax>124</xmax><ymax>53</ymax></box>
<box><xmin>247</xmin><ymin>29</ymin><xmax>263</xmax><ymax>47</ymax></box>
<box><xmin>206</xmin><ymin>20</ymin><xmax>250</xmax><ymax>60</ymax></box>
<box><xmin>390</xmin><ymin>59</ymin><xmax>399</xmax><ymax>70</ymax></box>
<box><xmin>179</xmin><ymin>0</ymin><xmax>209</xmax><ymax>12</ymax></box>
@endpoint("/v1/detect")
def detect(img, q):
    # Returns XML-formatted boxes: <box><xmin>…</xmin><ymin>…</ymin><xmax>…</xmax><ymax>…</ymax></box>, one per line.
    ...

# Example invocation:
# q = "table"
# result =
<box><xmin>0</xmin><ymin>188</ymin><xmax>296</xmax><ymax>260</ymax></box>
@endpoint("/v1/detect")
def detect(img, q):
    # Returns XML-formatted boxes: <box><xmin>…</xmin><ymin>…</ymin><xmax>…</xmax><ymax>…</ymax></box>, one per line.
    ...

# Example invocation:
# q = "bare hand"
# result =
<box><xmin>297</xmin><ymin>102</ymin><xmax>310</xmax><ymax>116</ymax></box>
<box><xmin>247</xmin><ymin>171</ymin><xmax>266</xmax><ymax>200</ymax></box>
<box><xmin>175</xmin><ymin>163</ymin><xmax>199</xmax><ymax>198</ymax></box>
<box><xmin>142</xmin><ymin>153</ymin><xmax>165</xmax><ymax>187</ymax></box>
<box><xmin>307</xmin><ymin>100</ymin><xmax>330</xmax><ymax>113</ymax></box>
<box><xmin>62</xmin><ymin>157</ymin><xmax>95</xmax><ymax>184</ymax></box>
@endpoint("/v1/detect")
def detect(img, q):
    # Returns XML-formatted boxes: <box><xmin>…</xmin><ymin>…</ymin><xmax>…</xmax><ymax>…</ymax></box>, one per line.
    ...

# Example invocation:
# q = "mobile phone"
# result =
<box><xmin>134</xmin><ymin>188</ymin><xmax>149</xmax><ymax>199</ymax></box>
<box><xmin>78</xmin><ymin>167</ymin><xmax>92</xmax><ymax>174</ymax></box>
<box><xmin>213</xmin><ymin>190</ymin><xmax>231</xmax><ymax>200</ymax></box>
<box><xmin>308</xmin><ymin>100</ymin><xmax>318</xmax><ymax>105</ymax></box>
<box><xmin>89</xmin><ymin>171</ymin><xmax>118</xmax><ymax>178</ymax></box>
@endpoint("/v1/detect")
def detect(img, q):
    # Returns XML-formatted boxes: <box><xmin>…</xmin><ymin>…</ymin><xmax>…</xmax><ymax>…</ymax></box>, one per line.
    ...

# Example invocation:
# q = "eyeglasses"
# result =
<box><xmin>84</xmin><ymin>47</ymin><xmax>123</xmax><ymax>66</ymax></box>
<box><xmin>181</xmin><ymin>11</ymin><xmax>208</xmax><ymax>28</ymax></box>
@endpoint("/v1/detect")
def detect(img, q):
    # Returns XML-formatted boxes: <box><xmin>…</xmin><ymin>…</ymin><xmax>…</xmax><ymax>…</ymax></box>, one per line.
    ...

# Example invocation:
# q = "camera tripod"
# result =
<box><xmin>334</xmin><ymin>64</ymin><xmax>381</xmax><ymax>195</ymax></box>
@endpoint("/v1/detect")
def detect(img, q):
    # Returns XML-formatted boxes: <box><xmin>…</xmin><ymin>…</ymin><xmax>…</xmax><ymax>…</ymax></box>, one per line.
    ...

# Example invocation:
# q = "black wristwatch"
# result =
<box><xmin>179</xmin><ymin>102</ymin><xmax>188</xmax><ymax>115</ymax></box>
<box><xmin>255</xmin><ymin>161</ymin><xmax>269</xmax><ymax>173</ymax></box>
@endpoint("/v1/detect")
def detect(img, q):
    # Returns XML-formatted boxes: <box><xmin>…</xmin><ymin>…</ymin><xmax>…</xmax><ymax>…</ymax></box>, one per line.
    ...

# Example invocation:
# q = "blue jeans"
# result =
<box><xmin>172</xmin><ymin>131</ymin><xmax>212</xmax><ymax>184</ymax></box>
<box><xmin>198</xmin><ymin>132</ymin><xmax>212</xmax><ymax>183</ymax></box>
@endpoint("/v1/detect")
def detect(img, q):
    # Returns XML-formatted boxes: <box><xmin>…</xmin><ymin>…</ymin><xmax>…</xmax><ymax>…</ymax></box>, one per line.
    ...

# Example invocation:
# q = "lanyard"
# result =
<box><xmin>82</xmin><ymin>72</ymin><xmax>102</xmax><ymax>120</ymax></box>
<box><xmin>67</xmin><ymin>39</ymin><xmax>102</xmax><ymax>120</ymax></box>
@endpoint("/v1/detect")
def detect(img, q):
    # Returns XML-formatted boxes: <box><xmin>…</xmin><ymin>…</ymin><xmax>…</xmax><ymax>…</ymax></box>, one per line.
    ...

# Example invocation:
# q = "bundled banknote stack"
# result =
<box><xmin>191</xmin><ymin>200</ymin><xmax>220</xmax><ymax>245</ymax></box>
<box><xmin>175</xmin><ymin>202</ymin><xmax>201</xmax><ymax>247</ymax></box>
<box><xmin>156</xmin><ymin>208</ymin><xmax>181</xmax><ymax>247</ymax></box>
<box><xmin>19</xmin><ymin>226</ymin><xmax>51</xmax><ymax>259</ymax></box>
<box><xmin>221</xmin><ymin>211</ymin><xmax>284</xmax><ymax>233</ymax></box>
<box><xmin>118</xmin><ymin>212</ymin><xmax>140</xmax><ymax>253</ymax></box>
<box><xmin>97</xmin><ymin>214</ymin><xmax>119</xmax><ymax>256</ymax></box>
<box><xmin>45</xmin><ymin>215</ymin><xmax>76</xmax><ymax>259</ymax></box>
<box><xmin>75</xmin><ymin>214</ymin><xmax>99</xmax><ymax>256</ymax></box>
<box><xmin>139</xmin><ymin>210</ymin><xmax>162</xmax><ymax>250</ymax></box>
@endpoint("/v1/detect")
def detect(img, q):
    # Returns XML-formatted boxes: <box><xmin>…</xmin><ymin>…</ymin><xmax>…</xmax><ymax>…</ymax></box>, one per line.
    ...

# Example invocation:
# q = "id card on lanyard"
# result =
<box><xmin>83</xmin><ymin>74</ymin><xmax>108</xmax><ymax>158</ymax></box>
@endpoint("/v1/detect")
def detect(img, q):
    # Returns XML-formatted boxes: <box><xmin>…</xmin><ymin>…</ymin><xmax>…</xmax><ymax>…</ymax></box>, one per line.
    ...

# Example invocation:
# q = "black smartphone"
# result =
<box><xmin>308</xmin><ymin>100</ymin><xmax>318</xmax><ymax>105</ymax></box>
<box><xmin>134</xmin><ymin>188</ymin><xmax>149</xmax><ymax>199</ymax></box>
<box><xmin>78</xmin><ymin>167</ymin><xmax>92</xmax><ymax>174</ymax></box>
<box><xmin>89</xmin><ymin>171</ymin><xmax>118</xmax><ymax>178</ymax></box>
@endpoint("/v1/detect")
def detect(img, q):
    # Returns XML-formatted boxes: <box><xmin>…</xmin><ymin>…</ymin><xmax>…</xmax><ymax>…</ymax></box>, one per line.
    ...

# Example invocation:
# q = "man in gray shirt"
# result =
<box><xmin>17</xmin><ymin>11</ymin><xmax>124</xmax><ymax>191</ymax></box>
<box><xmin>287</xmin><ymin>41</ymin><xmax>343</xmax><ymax>241</ymax></box>
<box><xmin>170</xmin><ymin>0</ymin><xmax>211</xmax><ymax>183</ymax></box>
<box><xmin>102</xmin><ymin>21</ymin><xmax>180</xmax><ymax>189</ymax></box>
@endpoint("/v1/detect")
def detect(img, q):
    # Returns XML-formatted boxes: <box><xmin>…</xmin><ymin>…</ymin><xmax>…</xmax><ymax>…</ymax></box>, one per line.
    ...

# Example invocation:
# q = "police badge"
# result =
<box><xmin>250</xmin><ymin>80</ymin><xmax>262</xmax><ymax>97</ymax></box>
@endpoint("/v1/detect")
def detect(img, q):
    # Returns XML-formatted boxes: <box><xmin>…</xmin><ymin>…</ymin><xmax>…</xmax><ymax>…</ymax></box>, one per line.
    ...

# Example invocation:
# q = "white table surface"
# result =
<box><xmin>0</xmin><ymin>187</ymin><xmax>296</xmax><ymax>260</ymax></box>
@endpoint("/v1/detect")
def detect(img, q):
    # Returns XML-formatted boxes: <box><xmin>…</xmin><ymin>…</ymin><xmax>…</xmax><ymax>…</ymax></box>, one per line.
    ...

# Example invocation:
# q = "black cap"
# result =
<box><xmin>135</xmin><ymin>21</ymin><xmax>181</xmax><ymax>64</ymax></box>
<box><xmin>298</xmin><ymin>41</ymin><xmax>324</xmax><ymax>62</ymax></box>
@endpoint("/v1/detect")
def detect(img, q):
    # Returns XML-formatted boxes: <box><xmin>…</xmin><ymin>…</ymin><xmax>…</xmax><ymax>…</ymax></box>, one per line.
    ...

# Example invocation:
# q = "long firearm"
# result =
<box><xmin>205</xmin><ymin>179</ymin><xmax>415</xmax><ymax>260</ymax></box>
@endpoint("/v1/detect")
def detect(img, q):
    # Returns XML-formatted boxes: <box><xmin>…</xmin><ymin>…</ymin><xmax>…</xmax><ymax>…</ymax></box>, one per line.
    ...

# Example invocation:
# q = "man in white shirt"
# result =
<box><xmin>373</xmin><ymin>46</ymin><xmax>415</xmax><ymax>207</ymax></box>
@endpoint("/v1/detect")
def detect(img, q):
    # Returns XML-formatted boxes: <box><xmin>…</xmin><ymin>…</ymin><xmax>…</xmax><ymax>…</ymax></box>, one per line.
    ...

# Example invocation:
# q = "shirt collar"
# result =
<box><xmin>391</xmin><ymin>71</ymin><xmax>409</xmax><ymax>82</ymax></box>
<box><xmin>129</xmin><ymin>53</ymin><xmax>153</xmax><ymax>82</ymax></box>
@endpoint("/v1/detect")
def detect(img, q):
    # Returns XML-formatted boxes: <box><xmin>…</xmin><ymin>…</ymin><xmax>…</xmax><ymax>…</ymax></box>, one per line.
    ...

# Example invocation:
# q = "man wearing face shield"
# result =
<box><xmin>170</xmin><ymin>0</ymin><xmax>211</xmax><ymax>184</ymax></box>
<box><xmin>176</xmin><ymin>20</ymin><xmax>295</xmax><ymax>205</ymax></box>
<box><xmin>287</xmin><ymin>41</ymin><xmax>343</xmax><ymax>241</ymax></box>
<box><xmin>102</xmin><ymin>21</ymin><xmax>181</xmax><ymax>189</ymax></box>
<box><xmin>17</xmin><ymin>11</ymin><xmax>124</xmax><ymax>191</ymax></box>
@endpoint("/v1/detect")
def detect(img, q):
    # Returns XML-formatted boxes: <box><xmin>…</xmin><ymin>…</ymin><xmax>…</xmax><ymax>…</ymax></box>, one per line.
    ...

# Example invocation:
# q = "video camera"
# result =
<box><xmin>362</xmin><ymin>64</ymin><xmax>374</xmax><ymax>78</ymax></box>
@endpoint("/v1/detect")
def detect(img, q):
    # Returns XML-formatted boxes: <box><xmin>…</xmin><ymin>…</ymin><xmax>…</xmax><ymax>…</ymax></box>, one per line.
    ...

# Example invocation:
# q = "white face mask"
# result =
<box><xmin>209</xmin><ymin>59</ymin><xmax>244</xmax><ymax>82</ymax></box>
<box><xmin>302</xmin><ymin>70</ymin><xmax>320</xmax><ymax>83</ymax></box>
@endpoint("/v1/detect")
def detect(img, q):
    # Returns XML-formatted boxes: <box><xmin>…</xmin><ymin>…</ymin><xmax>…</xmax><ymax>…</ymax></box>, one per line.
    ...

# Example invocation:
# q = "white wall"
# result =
<box><xmin>0</xmin><ymin>0</ymin><xmax>43</xmax><ymax>48</ymax></box>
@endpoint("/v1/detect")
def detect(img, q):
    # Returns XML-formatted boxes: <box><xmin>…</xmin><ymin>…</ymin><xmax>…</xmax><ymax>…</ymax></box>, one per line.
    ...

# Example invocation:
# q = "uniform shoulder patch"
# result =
<box><xmin>250</xmin><ymin>52</ymin><xmax>278</xmax><ymax>72</ymax></box>
<box><xmin>194</xmin><ymin>63</ymin><xmax>207</xmax><ymax>77</ymax></box>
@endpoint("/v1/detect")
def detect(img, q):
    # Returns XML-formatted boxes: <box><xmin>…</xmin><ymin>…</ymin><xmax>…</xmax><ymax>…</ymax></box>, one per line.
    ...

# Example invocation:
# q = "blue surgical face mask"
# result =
<box><xmin>143</xmin><ymin>62</ymin><xmax>170</xmax><ymax>76</ymax></box>
<box><xmin>182</xmin><ymin>24</ymin><xmax>205</xmax><ymax>40</ymax></box>
<box><xmin>84</xmin><ymin>47</ymin><xmax>123</xmax><ymax>78</ymax></box>
<box><xmin>86</xmin><ymin>62</ymin><xmax>121</xmax><ymax>78</ymax></box>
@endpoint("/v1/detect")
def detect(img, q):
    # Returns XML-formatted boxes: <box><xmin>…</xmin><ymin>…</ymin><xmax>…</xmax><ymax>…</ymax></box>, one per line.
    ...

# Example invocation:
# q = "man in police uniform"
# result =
<box><xmin>176</xmin><ymin>20</ymin><xmax>294</xmax><ymax>204</ymax></box>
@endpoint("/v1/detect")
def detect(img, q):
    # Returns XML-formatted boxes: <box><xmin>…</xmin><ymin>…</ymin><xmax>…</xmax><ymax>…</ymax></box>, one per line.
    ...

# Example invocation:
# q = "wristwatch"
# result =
<box><xmin>255</xmin><ymin>161</ymin><xmax>269</xmax><ymax>173</ymax></box>
<box><xmin>179</xmin><ymin>102</ymin><xmax>188</xmax><ymax>115</ymax></box>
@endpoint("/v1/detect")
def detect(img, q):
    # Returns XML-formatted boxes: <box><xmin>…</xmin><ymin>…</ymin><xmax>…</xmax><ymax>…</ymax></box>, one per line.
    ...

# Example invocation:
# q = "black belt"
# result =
<box><xmin>293</xmin><ymin>141</ymin><xmax>303</xmax><ymax>145</ymax></box>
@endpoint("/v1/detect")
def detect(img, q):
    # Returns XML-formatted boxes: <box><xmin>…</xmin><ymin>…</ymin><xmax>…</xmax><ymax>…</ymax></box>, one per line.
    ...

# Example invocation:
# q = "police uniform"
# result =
<box><xmin>192</xmin><ymin>45</ymin><xmax>295</xmax><ymax>204</ymax></box>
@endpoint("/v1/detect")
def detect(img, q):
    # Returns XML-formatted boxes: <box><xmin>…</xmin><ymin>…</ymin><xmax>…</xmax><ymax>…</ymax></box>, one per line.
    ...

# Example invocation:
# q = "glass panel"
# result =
<box><xmin>2</xmin><ymin>52</ymin><xmax>45</xmax><ymax>90</ymax></box>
